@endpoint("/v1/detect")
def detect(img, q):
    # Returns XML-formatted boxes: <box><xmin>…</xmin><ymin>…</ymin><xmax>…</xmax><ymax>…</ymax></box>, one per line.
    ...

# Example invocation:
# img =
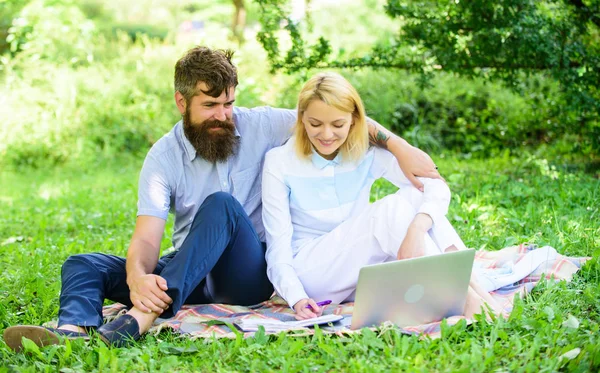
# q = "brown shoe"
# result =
<box><xmin>4</xmin><ymin>325</ymin><xmax>88</xmax><ymax>352</ymax></box>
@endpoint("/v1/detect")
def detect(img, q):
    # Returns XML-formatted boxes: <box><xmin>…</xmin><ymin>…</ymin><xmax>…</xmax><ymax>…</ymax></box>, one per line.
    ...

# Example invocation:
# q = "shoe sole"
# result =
<box><xmin>96</xmin><ymin>331</ymin><xmax>111</xmax><ymax>346</ymax></box>
<box><xmin>4</xmin><ymin>326</ymin><xmax>60</xmax><ymax>352</ymax></box>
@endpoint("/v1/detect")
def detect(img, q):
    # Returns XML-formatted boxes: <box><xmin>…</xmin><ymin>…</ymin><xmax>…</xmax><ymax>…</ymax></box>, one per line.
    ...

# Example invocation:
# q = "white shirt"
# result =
<box><xmin>261</xmin><ymin>138</ymin><xmax>451</xmax><ymax>307</ymax></box>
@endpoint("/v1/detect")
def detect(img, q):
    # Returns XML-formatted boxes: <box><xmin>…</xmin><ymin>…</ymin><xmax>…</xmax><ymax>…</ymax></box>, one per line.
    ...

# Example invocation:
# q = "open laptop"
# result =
<box><xmin>350</xmin><ymin>249</ymin><xmax>475</xmax><ymax>329</ymax></box>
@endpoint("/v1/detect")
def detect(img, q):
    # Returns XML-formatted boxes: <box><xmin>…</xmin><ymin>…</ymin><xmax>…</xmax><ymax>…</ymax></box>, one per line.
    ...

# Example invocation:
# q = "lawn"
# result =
<box><xmin>0</xmin><ymin>153</ymin><xmax>599</xmax><ymax>372</ymax></box>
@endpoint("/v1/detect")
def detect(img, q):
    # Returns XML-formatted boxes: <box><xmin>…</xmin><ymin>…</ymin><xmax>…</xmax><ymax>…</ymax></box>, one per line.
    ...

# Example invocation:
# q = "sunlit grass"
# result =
<box><xmin>1</xmin><ymin>153</ymin><xmax>598</xmax><ymax>371</ymax></box>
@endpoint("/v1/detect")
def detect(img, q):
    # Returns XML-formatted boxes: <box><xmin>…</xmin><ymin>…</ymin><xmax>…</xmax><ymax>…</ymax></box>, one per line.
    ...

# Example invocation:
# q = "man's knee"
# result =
<box><xmin>204</xmin><ymin>192</ymin><xmax>237</xmax><ymax>207</ymax></box>
<box><xmin>61</xmin><ymin>254</ymin><xmax>102</xmax><ymax>278</ymax></box>
<box><xmin>202</xmin><ymin>192</ymin><xmax>244</xmax><ymax>214</ymax></box>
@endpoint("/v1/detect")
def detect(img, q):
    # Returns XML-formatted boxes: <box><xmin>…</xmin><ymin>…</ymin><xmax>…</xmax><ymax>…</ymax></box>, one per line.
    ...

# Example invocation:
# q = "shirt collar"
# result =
<box><xmin>311</xmin><ymin>147</ymin><xmax>342</xmax><ymax>169</ymax></box>
<box><xmin>177</xmin><ymin>118</ymin><xmax>241</xmax><ymax>163</ymax></box>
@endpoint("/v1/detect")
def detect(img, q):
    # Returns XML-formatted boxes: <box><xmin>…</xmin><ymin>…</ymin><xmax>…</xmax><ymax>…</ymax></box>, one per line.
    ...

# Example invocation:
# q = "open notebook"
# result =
<box><xmin>234</xmin><ymin>314</ymin><xmax>343</xmax><ymax>332</ymax></box>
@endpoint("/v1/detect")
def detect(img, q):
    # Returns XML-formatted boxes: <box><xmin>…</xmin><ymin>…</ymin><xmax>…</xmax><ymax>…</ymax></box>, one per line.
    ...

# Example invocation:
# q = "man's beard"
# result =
<box><xmin>182</xmin><ymin>110</ymin><xmax>240</xmax><ymax>163</ymax></box>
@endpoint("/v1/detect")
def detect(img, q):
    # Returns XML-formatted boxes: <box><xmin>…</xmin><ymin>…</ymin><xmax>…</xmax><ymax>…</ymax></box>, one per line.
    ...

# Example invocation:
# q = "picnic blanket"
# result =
<box><xmin>62</xmin><ymin>244</ymin><xmax>592</xmax><ymax>340</ymax></box>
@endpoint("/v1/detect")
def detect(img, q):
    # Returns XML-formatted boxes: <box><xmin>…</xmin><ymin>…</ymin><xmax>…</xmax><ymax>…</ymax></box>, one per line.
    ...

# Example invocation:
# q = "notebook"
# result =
<box><xmin>235</xmin><ymin>314</ymin><xmax>343</xmax><ymax>332</ymax></box>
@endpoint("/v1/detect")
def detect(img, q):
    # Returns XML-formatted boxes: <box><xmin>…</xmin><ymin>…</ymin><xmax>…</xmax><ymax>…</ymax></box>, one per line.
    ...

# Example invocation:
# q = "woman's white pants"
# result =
<box><xmin>292</xmin><ymin>187</ymin><xmax>466</xmax><ymax>304</ymax></box>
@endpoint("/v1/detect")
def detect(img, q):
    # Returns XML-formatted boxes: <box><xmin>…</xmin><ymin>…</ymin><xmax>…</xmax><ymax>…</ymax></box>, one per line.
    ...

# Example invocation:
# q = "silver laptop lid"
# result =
<box><xmin>351</xmin><ymin>249</ymin><xmax>475</xmax><ymax>330</ymax></box>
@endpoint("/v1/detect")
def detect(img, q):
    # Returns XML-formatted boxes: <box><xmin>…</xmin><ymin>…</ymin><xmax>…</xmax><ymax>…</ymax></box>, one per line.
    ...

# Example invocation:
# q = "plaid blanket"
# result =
<box><xmin>88</xmin><ymin>244</ymin><xmax>591</xmax><ymax>339</ymax></box>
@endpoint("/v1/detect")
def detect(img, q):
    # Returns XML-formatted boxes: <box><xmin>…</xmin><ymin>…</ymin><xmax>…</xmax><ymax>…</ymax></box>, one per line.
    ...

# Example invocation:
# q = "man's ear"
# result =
<box><xmin>175</xmin><ymin>91</ymin><xmax>187</xmax><ymax>115</ymax></box>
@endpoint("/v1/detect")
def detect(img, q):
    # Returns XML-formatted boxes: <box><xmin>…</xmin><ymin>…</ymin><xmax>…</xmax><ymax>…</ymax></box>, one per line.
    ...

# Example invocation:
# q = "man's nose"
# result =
<box><xmin>213</xmin><ymin>106</ymin><xmax>227</xmax><ymax>121</ymax></box>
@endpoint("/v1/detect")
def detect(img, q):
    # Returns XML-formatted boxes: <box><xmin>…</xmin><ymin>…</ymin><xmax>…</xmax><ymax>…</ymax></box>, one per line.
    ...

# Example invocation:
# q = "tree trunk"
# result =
<box><xmin>231</xmin><ymin>0</ymin><xmax>246</xmax><ymax>44</ymax></box>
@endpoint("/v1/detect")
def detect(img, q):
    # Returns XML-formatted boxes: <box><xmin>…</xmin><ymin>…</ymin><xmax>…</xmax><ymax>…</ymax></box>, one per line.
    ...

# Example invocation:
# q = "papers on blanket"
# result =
<box><xmin>235</xmin><ymin>314</ymin><xmax>344</xmax><ymax>332</ymax></box>
<box><xmin>474</xmin><ymin>246</ymin><xmax>559</xmax><ymax>292</ymax></box>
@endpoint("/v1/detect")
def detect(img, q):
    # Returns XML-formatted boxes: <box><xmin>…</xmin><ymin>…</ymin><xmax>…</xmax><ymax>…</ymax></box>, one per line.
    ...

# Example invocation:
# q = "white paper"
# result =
<box><xmin>235</xmin><ymin>314</ymin><xmax>344</xmax><ymax>332</ymax></box>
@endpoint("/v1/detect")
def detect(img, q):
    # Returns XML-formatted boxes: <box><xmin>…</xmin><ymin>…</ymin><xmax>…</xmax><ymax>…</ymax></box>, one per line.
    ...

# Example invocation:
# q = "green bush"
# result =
<box><xmin>0</xmin><ymin>42</ymin><xmax>178</xmax><ymax>168</ymax></box>
<box><xmin>0</xmin><ymin>0</ymin><xmax>32</xmax><ymax>55</ymax></box>
<box><xmin>5</xmin><ymin>0</ymin><xmax>97</xmax><ymax>65</ymax></box>
<box><xmin>109</xmin><ymin>23</ymin><xmax>170</xmax><ymax>43</ymax></box>
<box><xmin>346</xmin><ymin>70</ymin><xmax>575</xmax><ymax>157</ymax></box>
<box><xmin>0</xmin><ymin>3</ymin><xmax>295</xmax><ymax>169</ymax></box>
<box><xmin>255</xmin><ymin>0</ymin><xmax>599</xmax><ymax>161</ymax></box>
<box><xmin>1</xmin><ymin>0</ymin><xmax>594</xmax><ymax>169</ymax></box>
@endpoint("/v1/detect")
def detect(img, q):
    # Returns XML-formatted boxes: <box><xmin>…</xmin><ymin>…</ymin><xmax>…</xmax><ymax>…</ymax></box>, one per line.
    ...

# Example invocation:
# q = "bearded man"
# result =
<box><xmin>5</xmin><ymin>46</ymin><xmax>441</xmax><ymax>349</ymax></box>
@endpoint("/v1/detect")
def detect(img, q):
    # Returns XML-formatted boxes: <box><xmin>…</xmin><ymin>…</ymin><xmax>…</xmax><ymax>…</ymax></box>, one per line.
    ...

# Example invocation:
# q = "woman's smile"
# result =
<box><xmin>318</xmin><ymin>139</ymin><xmax>336</xmax><ymax>147</ymax></box>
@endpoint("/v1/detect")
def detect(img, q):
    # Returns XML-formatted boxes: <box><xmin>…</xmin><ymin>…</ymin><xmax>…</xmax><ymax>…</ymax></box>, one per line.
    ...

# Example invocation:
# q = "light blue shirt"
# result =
<box><xmin>137</xmin><ymin>106</ymin><xmax>296</xmax><ymax>249</ymax></box>
<box><xmin>262</xmin><ymin>138</ymin><xmax>451</xmax><ymax>307</ymax></box>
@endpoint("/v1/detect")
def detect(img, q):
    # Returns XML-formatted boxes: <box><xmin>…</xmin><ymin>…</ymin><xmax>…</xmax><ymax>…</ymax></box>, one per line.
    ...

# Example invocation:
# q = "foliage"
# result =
<box><xmin>108</xmin><ymin>23</ymin><xmax>170</xmax><ymax>43</ymax></box>
<box><xmin>5</xmin><ymin>0</ymin><xmax>97</xmax><ymax>65</ymax></box>
<box><xmin>1</xmin><ymin>154</ymin><xmax>599</xmax><ymax>371</ymax></box>
<box><xmin>256</xmin><ymin>0</ymin><xmax>600</xmax><ymax>157</ymax></box>
<box><xmin>0</xmin><ymin>0</ymin><xmax>297</xmax><ymax>169</ymax></box>
<box><xmin>0</xmin><ymin>0</ymin><xmax>29</xmax><ymax>54</ymax></box>
<box><xmin>0</xmin><ymin>0</ymin><xmax>596</xmax><ymax>167</ymax></box>
<box><xmin>346</xmin><ymin>70</ymin><xmax>568</xmax><ymax>155</ymax></box>
<box><xmin>0</xmin><ymin>39</ymin><xmax>178</xmax><ymax>168</ymax></box>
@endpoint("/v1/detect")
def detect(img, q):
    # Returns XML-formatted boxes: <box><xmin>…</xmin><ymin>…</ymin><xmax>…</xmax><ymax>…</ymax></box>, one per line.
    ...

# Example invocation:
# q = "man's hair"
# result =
<box><xmin>174</xmin><ymin>46</ymin><xmax>238</xmax><ymax>103</ymax></box>
<box><xmin>294</xmin><ymin>72</ymin><xmax>368</xmax><ymax>161</ymax></box>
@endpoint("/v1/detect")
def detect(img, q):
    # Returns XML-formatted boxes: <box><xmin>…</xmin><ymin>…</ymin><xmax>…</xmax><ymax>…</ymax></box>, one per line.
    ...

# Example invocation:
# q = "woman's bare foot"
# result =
<box><xmin>461</xmin><ymin>268</ymin><xmax>505</xmax><ymax>320</ymax></box>
<box><xmin>464</xmin><ymin>286</ymin><xmax>492</xmax><ymax>319</ymax></box>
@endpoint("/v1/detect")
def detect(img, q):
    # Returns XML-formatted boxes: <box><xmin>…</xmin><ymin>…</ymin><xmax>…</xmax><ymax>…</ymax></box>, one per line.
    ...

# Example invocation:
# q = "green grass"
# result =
<box><xmin>1</xmin><ymin>153</ymin><xmax>599</xmax><ymax>372</ymax></box>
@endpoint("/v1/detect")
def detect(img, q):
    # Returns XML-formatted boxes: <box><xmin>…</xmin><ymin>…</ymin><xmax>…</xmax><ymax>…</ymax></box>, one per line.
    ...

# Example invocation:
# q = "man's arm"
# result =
<box><xmin>367</xmin><ymin>118</ymin><xmax>441</xmax><ymax>192</ymax></box>
<box><xmin>126</xmin><ymin>215</ymin><xmax>172</xmax><ymax>314</ymax></box>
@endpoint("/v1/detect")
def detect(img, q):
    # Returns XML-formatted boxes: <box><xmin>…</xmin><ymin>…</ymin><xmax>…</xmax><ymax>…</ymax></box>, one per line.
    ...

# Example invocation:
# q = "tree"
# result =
<box><xmin>255</xmin><ymin>0</ymin><xmax>599</xmax><ymax>154</ymax></box>
<box><xmin>231</xmin><ymin>0</ymin><xmax>247</xmax><ymax>43</ymax></box>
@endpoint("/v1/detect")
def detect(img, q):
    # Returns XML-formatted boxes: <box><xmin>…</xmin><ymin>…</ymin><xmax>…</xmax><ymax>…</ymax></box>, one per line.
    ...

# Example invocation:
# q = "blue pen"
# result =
<box><xmin>305</xmin><ymin>300</ymin><xmax>332</xmax><ymax>309</ymax></box>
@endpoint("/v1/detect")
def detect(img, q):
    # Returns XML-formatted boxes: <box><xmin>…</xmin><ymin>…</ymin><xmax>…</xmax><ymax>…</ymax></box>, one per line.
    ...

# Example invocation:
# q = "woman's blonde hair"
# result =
<box><xmin>294</xmin><ymin>72</ymin><xmax>368</xmax><ymax>161</ymax></box>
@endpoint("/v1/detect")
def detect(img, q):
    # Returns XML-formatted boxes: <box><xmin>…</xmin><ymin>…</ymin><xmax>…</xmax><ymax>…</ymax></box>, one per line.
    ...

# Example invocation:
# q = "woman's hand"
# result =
<box><xmin>397</xmin><ymin>229</ymin><xmax>425</xmax><ymax>260</ymax></box>
<box><xmin>397</xmin><ymin>213</ymin><xmax>433</xmax><ymax>260</ymax></box>
<box><xmin>293</xmin><ymin>298</ymin><xmax>323</xmax><ymax>320</ymax></box>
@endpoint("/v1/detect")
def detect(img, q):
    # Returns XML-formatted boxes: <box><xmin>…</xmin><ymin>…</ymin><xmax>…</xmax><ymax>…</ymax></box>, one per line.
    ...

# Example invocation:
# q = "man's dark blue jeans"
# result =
<box><xmin>57</xmin><ymin>192</ymin><xmax>273</xmax><ymax>328</ymax></box>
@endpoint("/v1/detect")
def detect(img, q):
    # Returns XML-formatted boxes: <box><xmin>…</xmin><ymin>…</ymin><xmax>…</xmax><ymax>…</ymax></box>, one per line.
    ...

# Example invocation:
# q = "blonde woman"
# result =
<box><xmin>262</xmin><ymin>72</ymin><xmax>499</xmax><ymax>320</ymax></box>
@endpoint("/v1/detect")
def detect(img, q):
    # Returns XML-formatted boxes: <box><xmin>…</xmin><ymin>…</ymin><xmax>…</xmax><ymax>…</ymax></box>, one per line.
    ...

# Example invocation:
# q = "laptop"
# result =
<box><xmin>350</xmin><ymin>249</ymin><xmax>475</xmax><ymax>329</ymax></box>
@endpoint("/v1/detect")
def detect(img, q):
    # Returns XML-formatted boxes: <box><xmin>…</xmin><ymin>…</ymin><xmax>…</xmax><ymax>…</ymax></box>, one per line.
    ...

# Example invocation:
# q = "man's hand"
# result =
<box><xmin>293</xmin><ymin>298</ymin><xmax>323</xmax><ymax>320</ymax></box>
<box><xmin>128</xmin><ymin>274</ymin><xmax>173</xmax><ymax>314</ymax></box>
<box><xmin>126</xmin><ymin>216</ymin><xmax>167</xmax><ymax>313</ymax></box>
<box><xmin>396</xmin><ymin>146</ymin><xmax>442</xmax><ymax>192</ymax></box>
<box><xmin>366</xmin><ymin>119</ymin><xmax>441</xmax><ymax>191</ymax></box>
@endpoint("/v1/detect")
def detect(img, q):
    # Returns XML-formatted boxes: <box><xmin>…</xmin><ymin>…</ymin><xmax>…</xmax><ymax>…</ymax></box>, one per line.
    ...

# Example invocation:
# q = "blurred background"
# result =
<box><xmin>0</xmin><ymin>0</ymin><xmax>598</xmax><ymax>170</ymax></box>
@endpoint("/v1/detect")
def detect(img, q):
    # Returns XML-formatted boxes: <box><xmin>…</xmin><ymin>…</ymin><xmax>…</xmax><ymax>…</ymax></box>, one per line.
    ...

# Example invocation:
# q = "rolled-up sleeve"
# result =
<box><xmin>373</xmin><ymin>148</ymin><xmax>451</xmax><ymax>225</ymax></box>
<box><xmin>262</xmin><ymin>150</ymin><xmax>308</xmax><ymax>308</ymax></box>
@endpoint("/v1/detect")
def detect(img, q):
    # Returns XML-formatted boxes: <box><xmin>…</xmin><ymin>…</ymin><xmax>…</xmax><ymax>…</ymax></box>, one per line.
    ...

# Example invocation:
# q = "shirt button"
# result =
<box><xmin>223</xmin><ymin>182</ymin><xmax>228</xmax><ymax>188</ymax></box>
